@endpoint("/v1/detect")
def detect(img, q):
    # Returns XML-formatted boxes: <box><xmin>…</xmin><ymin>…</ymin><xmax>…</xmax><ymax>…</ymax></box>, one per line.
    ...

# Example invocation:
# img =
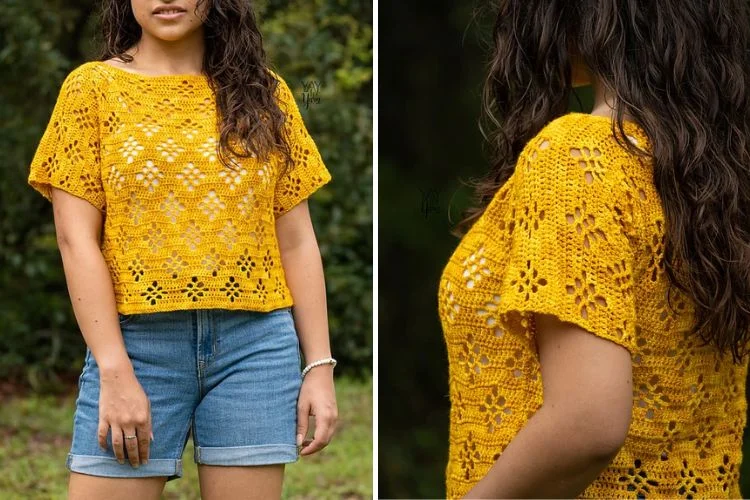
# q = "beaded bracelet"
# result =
<box><xmin>302</xmin><ymin>357</ymin><xmax>337</xmax><ymax>378</ymax></box>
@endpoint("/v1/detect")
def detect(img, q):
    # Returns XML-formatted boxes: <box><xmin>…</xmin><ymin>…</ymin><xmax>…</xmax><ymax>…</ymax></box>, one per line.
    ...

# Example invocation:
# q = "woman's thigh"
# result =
<box><xmin>197</xmin><ymin>464</ymin><xmax>285</xmax><ymax>500</ymax></box>
<box><xmin>68</xmin><ymin>472</ymin><xmax>167</xmax><ymax>500</ymax></box>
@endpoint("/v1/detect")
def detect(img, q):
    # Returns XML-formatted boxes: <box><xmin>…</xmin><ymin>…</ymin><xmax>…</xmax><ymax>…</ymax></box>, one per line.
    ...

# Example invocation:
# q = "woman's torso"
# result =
<box><xmin>79</xmin><ymin>61</ymin><xmax>293</xmax><ymax>314</ymax></box>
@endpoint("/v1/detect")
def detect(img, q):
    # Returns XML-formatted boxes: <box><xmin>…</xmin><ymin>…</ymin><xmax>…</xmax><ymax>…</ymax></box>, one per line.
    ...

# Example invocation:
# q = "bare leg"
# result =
<box><xmin>197</xmin><ymin>464</ymin><xmax>285</xmax><ymax>500</ymax></box>
<box><xmin>67</xmin><ymin>472</ymin><xmax>167</xmax><ymax>500</ymax></box>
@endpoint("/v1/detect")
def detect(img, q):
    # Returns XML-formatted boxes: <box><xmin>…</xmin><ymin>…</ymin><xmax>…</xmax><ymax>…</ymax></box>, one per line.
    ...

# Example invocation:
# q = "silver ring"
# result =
<box><xmin>124</xmin><ymin>435</ymin><xmax>137</xmax><ymax>439</ymax></box>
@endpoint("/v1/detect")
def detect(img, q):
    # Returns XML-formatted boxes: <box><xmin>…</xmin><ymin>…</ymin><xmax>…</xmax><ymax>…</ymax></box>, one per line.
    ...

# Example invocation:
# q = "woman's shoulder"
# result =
<box><xmin>528</xmin><ymin>112</ymin><xmax>649</xmax><ymax>157</ymax></box>
<box><xmin>265</xmin><ymin>68</ymin><xmax>294</xmax><ymax>102</ymax></box>
<box><xmin>64</xmin><ymin>60</ymin><xmax>108</xmax><ymax>82</ymax></box>
<box><xmin>55</xmin><ymin>60</ymin><xmax>109</xmax><ymax>99</ymax></box>
<box><xmin>517</xmin><ymin>112</ymin><xmax>649</xmax><ymax>185</ymax></box>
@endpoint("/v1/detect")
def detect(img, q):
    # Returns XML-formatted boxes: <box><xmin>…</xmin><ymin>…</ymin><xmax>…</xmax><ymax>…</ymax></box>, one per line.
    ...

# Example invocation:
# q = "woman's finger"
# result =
<box><xmin>138</xmin><ymin>415</ymin><xmax>152</xmax><ymax>464</ymax></box>
<box><xmin>97</xmin><ymin>419</ymin><xmax>109</xmax><ymax>451</ymax></box>
<box><xmin>325</xmin><ymin>409</ymin><xmax>339</xmax><ymax>443</ymax></box>
<box><xmin>123</xmin><ymin>427</ymin><xmax>140</xmax><ymax>467</ymax></box>
<box><xmin>296</xmin><ymin>400</ymin><xmax>310</xmax><ymax>449</ymax></box>
<box><xmin>300</xmin><ymin>430</ymin><xmax>326</xmax><ymax>455</ymax></box>
<box><xmin>300</xmin><ymin>411</ymin><xmax>333</xmax><ymax>456</ymax></box>
<box><xmin>109</xmin><ymin>423</ymin><xmax>126</xmax><ymax>464</ymax></box>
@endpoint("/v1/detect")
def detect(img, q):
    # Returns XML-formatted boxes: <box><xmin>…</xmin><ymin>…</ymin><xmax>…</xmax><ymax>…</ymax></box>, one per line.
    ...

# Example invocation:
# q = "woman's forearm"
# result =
<box><xmin>278</xmin><ymin>236</ymin><xmax>332</xmax><ymax>365</ymax></box>
<box><xmin>464</xmin><ymin>405</ymin><xmax>618</xmax><ymax>499</ymax></box>
<box><xmin>278</xmin><ymin>217</ymin><xmax>338</xmax><ymax>453</ymax></box>
<box><xmin>58</xmin><ymin>240</ymin><xmax>132</xmax><ymax>375</ymax></box>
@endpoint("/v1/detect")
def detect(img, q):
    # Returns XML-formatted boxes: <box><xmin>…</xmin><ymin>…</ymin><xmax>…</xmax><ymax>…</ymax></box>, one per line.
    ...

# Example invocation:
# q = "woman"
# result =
<box><xmin>27</xmin><ymin>1</ymin><xmax>338</xmax><ymax>498</ymax></box>
<box><xmin>438</xmin><ymin>0</ymin><xmax>750</xmax><ymax>498</ymax></box>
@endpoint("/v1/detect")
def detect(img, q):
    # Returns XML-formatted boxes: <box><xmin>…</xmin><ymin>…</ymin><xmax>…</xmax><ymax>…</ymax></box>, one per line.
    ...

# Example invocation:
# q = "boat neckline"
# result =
<box><xmin>567</xmin><ymin>111</ymin><xmax>643</xmax><ymax>128</ymax></box>
<box><xmin>93</xmin><ymin>60</ymin><xmax>209</xmax><ymax>81</ymax></box>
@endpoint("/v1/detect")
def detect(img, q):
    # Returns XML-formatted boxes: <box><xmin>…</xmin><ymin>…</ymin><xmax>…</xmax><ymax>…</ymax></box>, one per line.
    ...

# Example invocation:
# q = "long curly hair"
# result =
<box><xmin>454</xmin><ymin>0</ymin><xmax>750</xmax><ymax>363</ymax></box>
<box><xmin>97</xmin><ymin>0</ymin><xmax>293</xmax><ymax>176</ymax></box>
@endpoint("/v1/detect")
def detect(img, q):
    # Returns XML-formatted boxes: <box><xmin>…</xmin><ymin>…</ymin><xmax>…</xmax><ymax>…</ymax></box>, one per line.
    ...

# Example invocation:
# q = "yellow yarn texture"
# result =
<box><xmin>438</xmin><ymin>113</ymin><xmax>747</xmax><ymax>498</ymax></box>
<box><xmin>29</xmin><ymin>61</ymin><xmax>332</xmax><ymax>314</ymax></box>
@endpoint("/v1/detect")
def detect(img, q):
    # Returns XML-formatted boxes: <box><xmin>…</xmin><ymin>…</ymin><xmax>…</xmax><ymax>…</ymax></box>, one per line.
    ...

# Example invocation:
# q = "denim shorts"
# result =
<box><xmin>66</xmin><ymin>306</ymin><xmax>302</xmax><ymax>481</ymax></box>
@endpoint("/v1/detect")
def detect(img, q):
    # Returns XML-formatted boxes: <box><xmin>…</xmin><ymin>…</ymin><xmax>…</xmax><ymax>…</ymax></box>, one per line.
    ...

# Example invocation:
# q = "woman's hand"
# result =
<box><xmin>296</xmin><ymin>366</ymin><xmax>338</xmax><ymax>456</ymax></box>
<box><xmin>97</xmin><ymin>363</ymin><xmax>153</xmax><ymax>467</ymax></box>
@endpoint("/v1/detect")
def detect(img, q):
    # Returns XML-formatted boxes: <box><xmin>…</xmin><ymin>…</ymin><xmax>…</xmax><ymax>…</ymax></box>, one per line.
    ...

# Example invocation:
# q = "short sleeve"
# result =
<box><xmin>271</xmin><ymin>73</ymin><xmax>332</xmax><ymax>218</ymax></box>
<box><xmin>27</xmin><ymin>64</ymin><xmax>105</xmax><ymax>211</ymax></box>
<box><xmin>493</xmin><ymin>133</ymin><xmax>638</xmax><ymax>353</ymax></box>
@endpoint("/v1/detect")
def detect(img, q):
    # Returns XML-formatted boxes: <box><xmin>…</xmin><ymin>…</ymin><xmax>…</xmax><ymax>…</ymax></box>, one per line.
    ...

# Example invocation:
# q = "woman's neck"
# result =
<box><xmin>590</xmin><ymin>76</ymin><xmax>635</xmax><ymax>123</ymax></box>
<box><xmin>124</xmin><ymin>30</ymin><xmax>205</xmax><ymax>75</ymax></box>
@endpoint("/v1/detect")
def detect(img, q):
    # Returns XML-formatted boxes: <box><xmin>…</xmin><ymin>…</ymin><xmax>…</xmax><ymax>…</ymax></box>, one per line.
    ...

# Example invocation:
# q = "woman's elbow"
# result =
<box><xmin>581</xmin><ymin>408</ymin><xmax>632</xmax><ymax>460</ymax></box>
<box><xmin>551</xmin><ymin>401</ymin><xmax>632</xmax><ymax>461</ymax></box>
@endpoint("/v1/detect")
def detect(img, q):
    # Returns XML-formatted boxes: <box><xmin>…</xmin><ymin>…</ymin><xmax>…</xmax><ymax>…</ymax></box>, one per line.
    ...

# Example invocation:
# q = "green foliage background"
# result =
<box><xmin>378</xmin><ymin>1</ymin><xmax>750</xmax><ymax>498</ymax></box>
<box><xmin>0</xmin><ymin>0</ymin><xmax>372</xmax><ymax>388</ymax></box>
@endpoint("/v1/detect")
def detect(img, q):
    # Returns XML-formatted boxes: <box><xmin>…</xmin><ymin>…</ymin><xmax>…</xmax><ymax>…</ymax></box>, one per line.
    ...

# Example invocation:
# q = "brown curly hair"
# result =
<box><xmin>97</xmin><ymin>0</ymin><xmax>293</xmax><ymax>177</ymax></box>
<box><xmin>455</xmin><ymin>0</ymin><xmax>750</xmax><ymax>363</ymax></box>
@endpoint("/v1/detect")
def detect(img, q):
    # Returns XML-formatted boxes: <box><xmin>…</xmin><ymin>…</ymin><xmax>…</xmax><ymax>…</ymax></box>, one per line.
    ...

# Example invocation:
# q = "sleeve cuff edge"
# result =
<box><xmin>496</xmin><ymin>300</ymin><xmax>636</xmax><ymax>354</ymax></box>
<box><xmin>28</xmin><ymin>179</ymin><xmax>106</xmax><ymax>212</ymax></box>
<box><xmin>273</xmin><ymin>173</ymin><xmax>333</xmax><ymax>218</ymax></box>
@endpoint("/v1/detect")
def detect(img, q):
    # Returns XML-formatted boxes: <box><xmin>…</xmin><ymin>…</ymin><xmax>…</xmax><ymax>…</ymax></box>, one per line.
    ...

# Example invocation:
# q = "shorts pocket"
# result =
<box><xmin>287</xmin><ymin>313</ymin><xmax>302</xmax><ymax>374</ymax></box>
<box><xmin>78</xmin><ymin>348</ymin><xmax>92</xmax><ymax>392</ymax></box>
<box><xmin>295</xmin><ymin>335</ymin><xmax>302</xmax><ymax>376</ymax></box>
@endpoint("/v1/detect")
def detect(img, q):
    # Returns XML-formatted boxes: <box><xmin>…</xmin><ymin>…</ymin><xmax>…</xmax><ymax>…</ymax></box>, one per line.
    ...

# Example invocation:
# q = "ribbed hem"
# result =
<box><xmin>66</xmin><ymin>453</ymin><xmax>183</xmax><ymax>482</ymax></box>
<box><xmin>194</xmin><ymin>444</ymin><xmax>299</xmax><ymax>465</ymax></box>
<box><xmin>115</xmin><ymin>298</ymin><xmax>295</xmax><ymax>316</ymax></box>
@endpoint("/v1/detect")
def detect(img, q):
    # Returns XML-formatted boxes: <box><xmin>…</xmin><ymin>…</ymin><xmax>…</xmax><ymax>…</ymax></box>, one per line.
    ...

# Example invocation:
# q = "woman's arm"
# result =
<box><xmin>276</xmin><ymin>199</ymin><xmax>338</xmax><ymax>455</ymax></box>
<box><xmin>464</xmin><ymin>313</ymin><xmax>633</xmax><ymax>499</ymax></box>
<box><xmin>51</xmin><ymin>188</ymin><xmax>152</xmax><ymax>467</ymax></box>
<box><xmin>52</xmin><ymin>189</ymin><xmax>128</xmax><ymax>371</ymax></box>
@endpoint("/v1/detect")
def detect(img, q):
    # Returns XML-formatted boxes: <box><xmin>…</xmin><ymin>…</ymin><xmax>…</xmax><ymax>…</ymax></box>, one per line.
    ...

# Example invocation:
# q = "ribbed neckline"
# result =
<box><xmin>93</xmin><ymin>60</ymin><xmax>209</xmax><ymax>82</ymax></box>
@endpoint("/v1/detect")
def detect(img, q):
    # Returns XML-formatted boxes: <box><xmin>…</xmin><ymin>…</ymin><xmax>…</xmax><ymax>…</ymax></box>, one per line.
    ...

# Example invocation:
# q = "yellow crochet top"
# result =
<box><xmin>438</xmin><ymin>113</ymin><xmax>747</xmax><ymax>498</ymax></box>
<box><xmin>28</xmin><ymin>61</ymin><xmax>332</xmax><ymax>314</ymax></box>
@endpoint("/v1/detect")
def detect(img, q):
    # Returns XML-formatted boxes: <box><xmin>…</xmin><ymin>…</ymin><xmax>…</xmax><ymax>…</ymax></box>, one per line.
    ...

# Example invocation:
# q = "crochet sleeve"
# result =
<box><xmin>28</xmin><ymin>65</ymin><xmax>105</xmax><ymax>211</ymax></box>
<box><xmin>493</xmin><ymin>134</ymin><xmax>638</xmax><ymax>353</ymax></box>
<box><xmin>271</xmin><ymin>74</ymin><xmax>332</xmax><ymax>218</ymax></box>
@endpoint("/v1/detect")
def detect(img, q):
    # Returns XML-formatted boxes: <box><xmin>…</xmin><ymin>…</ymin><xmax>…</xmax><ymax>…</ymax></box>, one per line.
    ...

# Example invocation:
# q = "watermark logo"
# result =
<box><xmin>419</xmin><ymin>187</ymin><xmax>440</xmax><ymax>218</ymax></box>
<box><xmin>301</xmin><ymin>80</ymin><xmax>321</xmax><ymax>109</ymax></box>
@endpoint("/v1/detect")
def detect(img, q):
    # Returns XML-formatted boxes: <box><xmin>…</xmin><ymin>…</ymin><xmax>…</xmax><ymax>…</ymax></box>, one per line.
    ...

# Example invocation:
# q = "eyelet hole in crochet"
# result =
<box><xmin>571</xmin><ymin>146</ymin><xmax>604</xmax><ymax>184</ymax></box>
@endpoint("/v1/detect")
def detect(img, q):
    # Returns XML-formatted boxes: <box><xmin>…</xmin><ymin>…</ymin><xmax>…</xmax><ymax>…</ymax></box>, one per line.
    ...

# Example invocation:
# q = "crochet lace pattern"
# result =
<box><xmin>438</xmin><ymin>113</ymin><xmax>747</xmax><ymax>498</ymax></box>
<box><xmin>28</xmin><ymin>61</ymin><xmax>332</xmax><ymax>314</ymax></box>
